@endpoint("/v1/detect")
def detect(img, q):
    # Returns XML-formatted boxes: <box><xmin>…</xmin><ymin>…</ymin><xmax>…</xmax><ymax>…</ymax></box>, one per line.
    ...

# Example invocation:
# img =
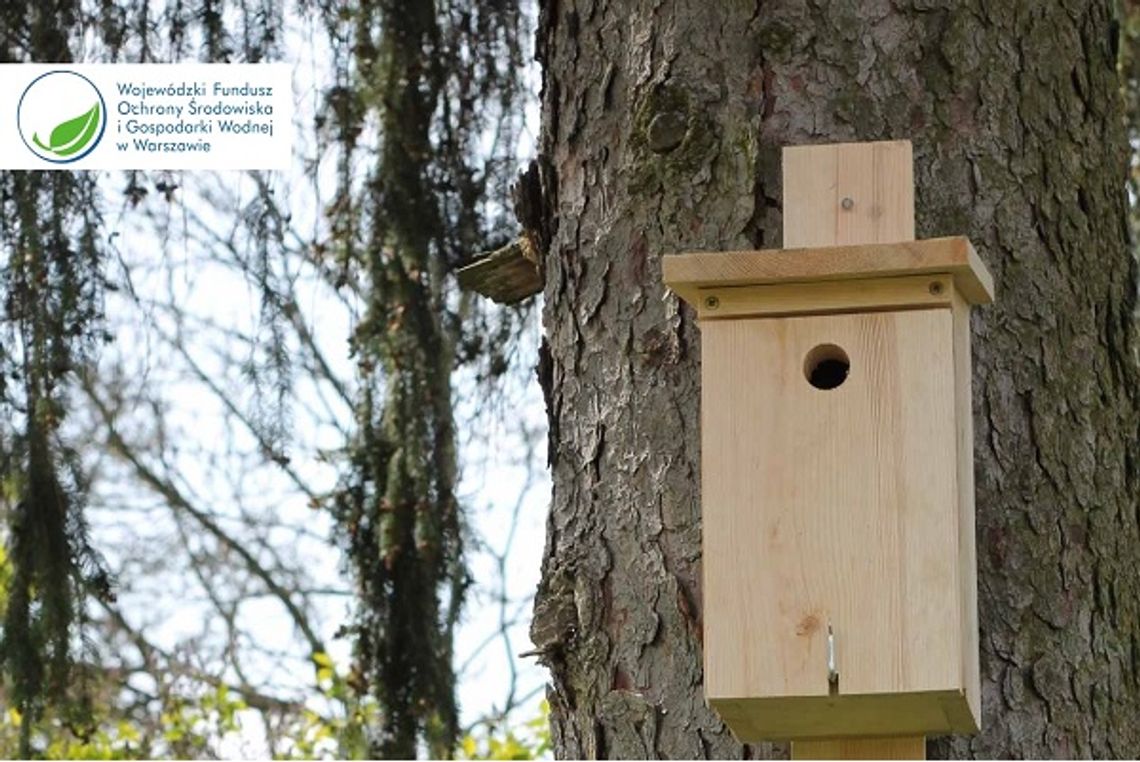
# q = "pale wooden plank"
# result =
<box><xmin>782</xmin><ymin>140</ymin><xmax>914</xmax><ymax>248</ymax></box>
<box><xmin>694</xmin><ymin>274</ymin><xmax>953</xmax><ymax>320</ymax></box>
<box><xmin>951</xmin><ymin>290</ymin><xmax>982</xmax><ymax>731</ymax></box>
<box><xmin>710</xmin><ymin>692</ymin><xmax>962</xmax><ymax>742</ymax></box>
<box><xmin>662</xmin><ymin>237</ymin><xmax>993</xmax><ymax>307</ymax></box>
<box><xmin>793</xmin><ymin>737</ymin><xmax>926</xmax><ymax>760</ymax></box>
<box><xmin>701</xmin><ymin>311</ymin><xmax>963</xmax><ymax>713</ymax></box>
<box><xmin>782</xmin><ymin>141</ymin><xmax>838</xmax><ymax>248</ymax></box>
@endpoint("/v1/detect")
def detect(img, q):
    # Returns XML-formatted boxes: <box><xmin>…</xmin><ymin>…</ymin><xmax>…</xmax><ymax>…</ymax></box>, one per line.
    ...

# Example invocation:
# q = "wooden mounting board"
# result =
<box><xmin>792</xmin><ymin>737</ymin><xmax>927</xmax><ymax>760</ymax></box>
<box><xmin>783</xmin><ymin>140</ymin><xmax>916</xmax><ymax>247</ymax></box>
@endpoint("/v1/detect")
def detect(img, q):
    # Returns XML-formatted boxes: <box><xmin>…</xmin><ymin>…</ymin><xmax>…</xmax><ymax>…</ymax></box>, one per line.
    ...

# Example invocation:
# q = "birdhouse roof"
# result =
<box><xmin>663</xmin><ymin>236</ymin><xmax>994</xmax><ymax>309</ymax></box>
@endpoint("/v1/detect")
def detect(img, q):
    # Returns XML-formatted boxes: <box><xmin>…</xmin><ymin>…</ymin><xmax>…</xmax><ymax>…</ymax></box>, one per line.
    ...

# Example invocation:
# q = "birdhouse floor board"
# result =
<box><xmin>710</xmin><ymin>689</ymin><xmax>975</xmax><ymax>742</ymax></box>
<box><xmin>662</xmin><ymin>236</ymin><xmax>993</xmax><ymax>309</ymax></box>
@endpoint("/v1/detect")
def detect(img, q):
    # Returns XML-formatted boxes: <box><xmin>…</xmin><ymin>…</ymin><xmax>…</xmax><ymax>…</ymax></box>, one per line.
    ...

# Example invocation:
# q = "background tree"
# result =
<box><xmin>530</xmin><ymin>1</ymin><xmax>1140</xmax><ymax>758</ymax></box>
<box><xmin>0</xmin><ymin>1</ymin><xmax>544</xmax><ymax>758</ymax></box>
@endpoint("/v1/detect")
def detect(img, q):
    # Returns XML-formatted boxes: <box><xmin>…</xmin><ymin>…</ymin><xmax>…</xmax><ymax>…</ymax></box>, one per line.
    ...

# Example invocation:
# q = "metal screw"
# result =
<box><xmin>840</xmin><ymin>197</ymin><xmax>854</xmax><ymax>210</ymax></box>
<box><xmin>929</xmin><ymin>281</ymin><xmax>944</xmax><ymax>296</ymax></box>
<box><xmin>704</xmin><ymin>295</ymin><xmax>720</xmax><ymax>310</ymax></box>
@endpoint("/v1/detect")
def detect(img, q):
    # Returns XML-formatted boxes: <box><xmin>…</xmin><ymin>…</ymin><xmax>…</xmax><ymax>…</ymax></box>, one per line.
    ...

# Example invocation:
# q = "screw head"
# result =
<box><xmin>929</xmin><ymin>281</ymin><xmax>945</xmax><ymax>296</ymax></box>
<box><xmin>840</xmin><ymin>197</ymin><xmax>854</xmax><ymax>210</ymax></box>
<box><xmin>704</xmin><ymin>295</ymin><xmax>720</xmax><ymax>310</ymax></box>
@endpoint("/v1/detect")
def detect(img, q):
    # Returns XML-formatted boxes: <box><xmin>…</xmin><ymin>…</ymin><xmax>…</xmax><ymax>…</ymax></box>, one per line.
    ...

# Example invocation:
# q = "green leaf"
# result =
<box><xmin>32</xmin><ymin>102</ymin><xmax>101</xmax><ymax>157</ymax></box>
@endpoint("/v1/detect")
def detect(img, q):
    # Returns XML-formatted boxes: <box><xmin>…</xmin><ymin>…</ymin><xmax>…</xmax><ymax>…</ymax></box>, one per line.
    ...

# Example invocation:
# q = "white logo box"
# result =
<box><xmin>1</xmin><ymin>63</ymin><xmax>293</xmax><ymax>170</ymax></box>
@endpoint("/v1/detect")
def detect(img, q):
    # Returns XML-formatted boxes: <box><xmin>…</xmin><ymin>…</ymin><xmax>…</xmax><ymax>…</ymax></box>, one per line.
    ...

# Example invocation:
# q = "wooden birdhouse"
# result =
<box><xmin>662</xmin><ymin>140</ymin><xmax>991</xmax><ymax>753</ymax></box>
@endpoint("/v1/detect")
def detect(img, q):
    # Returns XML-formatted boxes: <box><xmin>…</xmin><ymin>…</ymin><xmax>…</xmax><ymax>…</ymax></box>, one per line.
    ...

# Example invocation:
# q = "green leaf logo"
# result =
<box><xmin>32</xmin><ymin>102</ymin><xmax>102</xmax><ymax>158</ymax></box>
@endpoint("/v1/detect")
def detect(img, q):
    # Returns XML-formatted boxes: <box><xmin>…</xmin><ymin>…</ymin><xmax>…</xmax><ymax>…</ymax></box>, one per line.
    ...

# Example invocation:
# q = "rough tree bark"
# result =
<box><xmin>530</xmin><ymin>1</ymin><xmax>1140</xmax><ymax>758</ymax></box>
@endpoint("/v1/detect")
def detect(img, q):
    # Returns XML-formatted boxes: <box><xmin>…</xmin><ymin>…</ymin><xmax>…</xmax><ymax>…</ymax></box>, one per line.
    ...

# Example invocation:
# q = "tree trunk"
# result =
<box><xmin>531</xmin><ymin>1</ymin><xmax>1140</xmax><ymax>758</ymax></box>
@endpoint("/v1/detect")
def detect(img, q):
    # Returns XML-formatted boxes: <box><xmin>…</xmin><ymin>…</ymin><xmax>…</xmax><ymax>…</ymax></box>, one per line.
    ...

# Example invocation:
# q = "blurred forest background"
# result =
<box><xmin>0</xmin><ymin>0</ymin><xmax>549</xmax><ymax>758</ymax></box>
<box><xmin>2</xmin><ymin>0</ymin><xmax>1140</xmax><ymax>759</ymax></box>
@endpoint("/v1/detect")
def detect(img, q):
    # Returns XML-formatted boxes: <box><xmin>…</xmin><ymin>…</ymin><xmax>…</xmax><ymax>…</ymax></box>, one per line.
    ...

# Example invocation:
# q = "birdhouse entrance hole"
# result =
<box><xmin>804</xmin><ymin>343</ymin><xmax>850</xmax><ymax>390</ymax></box>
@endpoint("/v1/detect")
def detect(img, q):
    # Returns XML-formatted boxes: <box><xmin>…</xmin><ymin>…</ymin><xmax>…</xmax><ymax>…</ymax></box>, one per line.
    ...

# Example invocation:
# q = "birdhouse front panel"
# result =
<box><xmin>700</xmin><ymin>307</ymin><xmax>974</xmax><ymax>738</ymax></box>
